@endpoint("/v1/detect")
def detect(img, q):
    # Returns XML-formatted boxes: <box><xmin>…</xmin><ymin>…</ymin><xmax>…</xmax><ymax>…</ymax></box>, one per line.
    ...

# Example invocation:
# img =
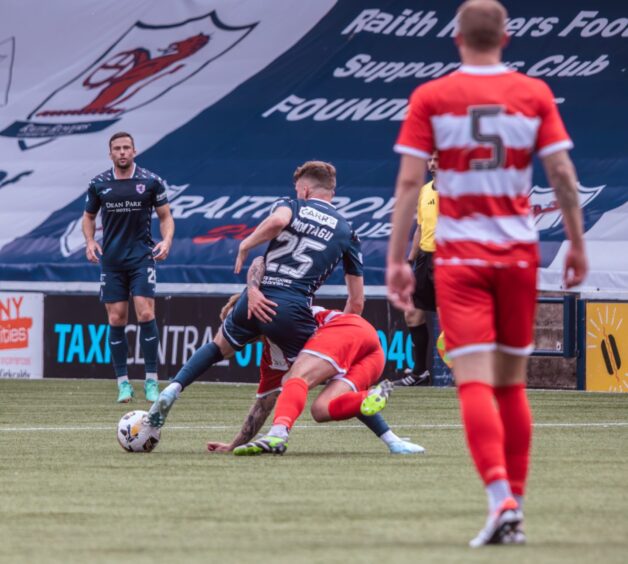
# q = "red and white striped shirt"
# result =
<box><xmin>395</xmin><ymin>64</ymin><xmax>572</xmax><ymax>267</ymax></box>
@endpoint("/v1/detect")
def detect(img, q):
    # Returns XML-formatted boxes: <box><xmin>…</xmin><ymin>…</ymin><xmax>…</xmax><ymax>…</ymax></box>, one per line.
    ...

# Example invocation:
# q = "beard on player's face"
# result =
<box><xmin>115</xmin><ymin>156</ymin><xmax>133</xmax><ymax>169</ymax></box>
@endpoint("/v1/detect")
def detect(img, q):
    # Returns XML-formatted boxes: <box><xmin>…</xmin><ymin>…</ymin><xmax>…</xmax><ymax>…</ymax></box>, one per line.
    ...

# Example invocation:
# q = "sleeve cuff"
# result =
<box><xmin>393</xmin><ymin>144</ymin><xmax>432</xmax><ymax>159</ymax></box>
<box><xmin>537</xmin><ymin>139</ymin><xmax>573</xmax><ymax>158</ymax></box>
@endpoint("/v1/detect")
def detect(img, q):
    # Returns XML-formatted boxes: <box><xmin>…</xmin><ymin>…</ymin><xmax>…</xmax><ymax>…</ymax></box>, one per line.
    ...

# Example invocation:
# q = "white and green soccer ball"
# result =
<box><xmin>117</xmin><ymin>410</ymin><xmax>161</xmax><ymax>453</ymax></box>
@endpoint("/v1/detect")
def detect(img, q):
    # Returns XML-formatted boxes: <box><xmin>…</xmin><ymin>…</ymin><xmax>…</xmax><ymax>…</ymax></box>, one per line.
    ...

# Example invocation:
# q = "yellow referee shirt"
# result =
<box><xmin>417</xmin><ymin>180</ymin><xmax>438</xmax><ymax>252</ymax></box>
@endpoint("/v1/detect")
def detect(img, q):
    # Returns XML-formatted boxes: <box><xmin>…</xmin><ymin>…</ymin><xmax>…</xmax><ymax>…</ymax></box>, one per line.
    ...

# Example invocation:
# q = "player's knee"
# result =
<box><xmin>310</xmin><ymin>402</ymin><xmax>331</xmax><ymax>423</ymax></box>
<box><xmin>136</xmin><ymin>311</ymin><xmax>154</xmax><ymax>323</ymax></box>
<box><xmin>107</xmin><ymin>313</ymin><xmax>126</xmax><ymax>326</ymax></box>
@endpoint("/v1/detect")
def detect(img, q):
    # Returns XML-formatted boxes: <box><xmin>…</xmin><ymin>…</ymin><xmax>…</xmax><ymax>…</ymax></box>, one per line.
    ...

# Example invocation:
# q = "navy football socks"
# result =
<box><xmin>173</xmin><ymin>342</ymin><xmax>224</xmax><ymax>390</ymax></box>
<box><xmin>109</xmin><ymin>325</ymin><xmax>128</xmax><ymax>377</ymax></box>
<box><xmin>139</xmin><ymin>319</ymin><xmax>159</xmax><ymax>374</ymax></box>
<box><xmin>357</xmin><ymin>412</ymin><xmax>390</xmax><ymax>437</ymax></box>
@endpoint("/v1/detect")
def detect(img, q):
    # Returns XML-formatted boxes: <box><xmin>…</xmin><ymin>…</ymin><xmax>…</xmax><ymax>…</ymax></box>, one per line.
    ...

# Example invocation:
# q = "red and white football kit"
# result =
<box><xmin>395</xmin><ymin>64</ymin><xmax>573</xmax><ymax>358</ymax></box>
<box><xmin>255</xmin><ymin>307</ymin><xmax>384</xmax><ymax>396</ymax></box>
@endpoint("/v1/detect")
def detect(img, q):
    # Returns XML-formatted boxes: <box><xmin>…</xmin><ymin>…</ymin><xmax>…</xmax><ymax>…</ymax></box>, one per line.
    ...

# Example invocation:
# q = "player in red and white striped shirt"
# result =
<box><xmin>205</xmin><ymin>288</ymin><xmax>424</xmax><ymax>456</ymax></box>
<box><xmin>387</xmin><ymin>0</ymin><xmax>587</xmax><ymax>547</ymax></box>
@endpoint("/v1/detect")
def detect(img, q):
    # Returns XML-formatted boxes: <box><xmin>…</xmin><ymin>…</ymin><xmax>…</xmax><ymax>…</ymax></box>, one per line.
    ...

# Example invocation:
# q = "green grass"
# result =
<box><xmin>0</xmin><ymin>380</ymin><xmax>627</xmax><ymax>564</ymax></box>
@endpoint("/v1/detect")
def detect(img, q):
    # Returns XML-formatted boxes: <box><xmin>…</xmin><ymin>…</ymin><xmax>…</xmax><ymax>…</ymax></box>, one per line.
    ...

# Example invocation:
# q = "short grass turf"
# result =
<box><xmin>0</xmin><ymin>380</ymin><xmax>627</xmax><ymax>564</ymax></box>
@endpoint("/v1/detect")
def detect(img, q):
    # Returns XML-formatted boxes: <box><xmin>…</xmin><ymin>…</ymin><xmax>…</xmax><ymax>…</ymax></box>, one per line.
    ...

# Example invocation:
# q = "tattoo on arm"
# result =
<box><xmin>230</xmin><ymin>391</ymin><xmax>279</xmax><ymax>447</ymax></box>
<box><xmin>247</xmin><ymin>256</ymin><xmax>266</xmax><ymax>289</ymax></box>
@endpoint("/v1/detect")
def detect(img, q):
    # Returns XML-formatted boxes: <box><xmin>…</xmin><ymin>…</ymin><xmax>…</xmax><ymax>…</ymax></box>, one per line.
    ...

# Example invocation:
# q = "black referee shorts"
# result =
<box><xmin>412</xmin><ymin>251</ymin><xmax>436</xmax><ymax>312</ymax></box>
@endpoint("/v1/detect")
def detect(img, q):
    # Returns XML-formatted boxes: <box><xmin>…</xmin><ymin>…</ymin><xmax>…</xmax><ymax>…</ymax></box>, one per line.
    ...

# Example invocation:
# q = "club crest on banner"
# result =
<box><xmin>530</xmin><ymin>184</ymin><xmax>605</xmax><ymax>231</ymax></box>
<box><xmin>0</xmin><ymin>12</ymin><xmax>257</xmax><ymax>150</ymax></box>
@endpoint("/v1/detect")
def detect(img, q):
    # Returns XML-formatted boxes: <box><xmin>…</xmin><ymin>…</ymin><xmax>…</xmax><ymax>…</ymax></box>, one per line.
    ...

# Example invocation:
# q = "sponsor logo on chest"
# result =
<box><xmin>298</xmin><ymin>206</ymin><xmax>338</xmax><ymax>228</ymax></box>
<box><xmin>104</xmin><ymin>200</ymin><xmax>144</xmax><ymax>211</ymax></box>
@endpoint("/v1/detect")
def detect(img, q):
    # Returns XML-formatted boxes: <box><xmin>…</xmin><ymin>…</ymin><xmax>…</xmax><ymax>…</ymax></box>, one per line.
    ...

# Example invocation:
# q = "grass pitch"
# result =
<box><xmin>0</xmin><ymin>380</ymin><xmax>627</xmax><ymax>564</ymax></box>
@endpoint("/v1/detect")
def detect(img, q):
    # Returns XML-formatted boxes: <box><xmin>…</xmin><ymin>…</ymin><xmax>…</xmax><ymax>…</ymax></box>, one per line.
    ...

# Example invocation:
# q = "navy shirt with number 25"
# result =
<box><xmin>261</xmin><ymin>197</ymin><xmax>363</xmax><ymax>302</ymax></box>
<box><xmin>84</xmin><ymin>165</ymin><xmax>168</xmax><ymax>270</ymax></box>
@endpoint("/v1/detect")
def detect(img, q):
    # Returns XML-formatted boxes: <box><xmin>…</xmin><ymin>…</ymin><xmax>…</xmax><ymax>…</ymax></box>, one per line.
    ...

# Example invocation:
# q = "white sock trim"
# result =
<box><xmin>380</xmin><ymin>430</ymin><xmax>401</xmax><ymax>445</ymax></box>
<box><xmin>164</xmin><ymin>382</ymin><xmax>182</xmax><ymax>398</ymax></box>
<box><xmin>268</xmin><ymin>424</ymin><xmax>289</xmax><ymax>439</ymax></box>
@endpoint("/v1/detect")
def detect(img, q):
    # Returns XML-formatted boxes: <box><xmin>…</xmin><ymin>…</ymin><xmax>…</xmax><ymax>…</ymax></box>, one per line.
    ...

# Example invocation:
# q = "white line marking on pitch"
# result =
<box><xmin>1</xmin><ymin>422</ymin><xmax>628</xmax><ymax>433</ymax></box>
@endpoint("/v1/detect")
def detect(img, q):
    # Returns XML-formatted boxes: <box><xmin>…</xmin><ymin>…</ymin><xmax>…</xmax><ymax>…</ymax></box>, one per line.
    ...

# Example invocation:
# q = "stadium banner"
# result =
<box><xmin>585</xmin><ymin>301</ymin><xmax>628</xmax><ymax>393</ymax></box>
<box><xmin>43</xmin><ymin>294</ymin><xmax>447</xmax><ymax>384</ymax></box>
<box><xmin>1</xmin><ymin>1</ymin><xmax>627</xmax><ymax>294</ymax></box>
<box><xmin>0</xmin><ymin>291</ymin><xmax>44</xmax><ymax>379</ymax></box>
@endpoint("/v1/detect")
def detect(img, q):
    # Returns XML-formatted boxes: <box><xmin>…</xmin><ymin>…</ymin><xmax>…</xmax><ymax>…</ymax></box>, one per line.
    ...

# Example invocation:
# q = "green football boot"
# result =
<box><xmin>144</xmin><ymin>379</ymin><xmax>159</xmax><ymax>402</ymax></box>
<box><xmin>233</xmin><ymin>435</ymin><xmax>287</xmax><ymax>456</ymax></box>
<box><xmin>116</xmin><ymin>380</ymin><xmax>135</xmax><ymax>403</ymax></box>
<box><xmin>360</xmin><ymin>379</ymin><xmax>394</xmax><ymax>416</ymax></box>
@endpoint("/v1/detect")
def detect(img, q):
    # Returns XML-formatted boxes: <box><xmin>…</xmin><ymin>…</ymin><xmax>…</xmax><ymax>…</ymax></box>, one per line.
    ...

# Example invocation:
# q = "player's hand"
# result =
<box><xmin>386</xmin><ymin>261</ymin><xmax>416</xmax><ymax>312</ymax></box>
<box><xmin>234</xmin><ymin>242</ymin><xmax>250</xmax><ymax>274</ymax></box>
<box><xmin>152</xmin><ymin>240</ymin><xmax>171</xmax><ymax>261</ymax></box>
<box><xmin>85</xmin><ymin>239</ymin><xmax>102</xmax><ymax>264</ymax></box>
<box><xmin>207</xmin><ymin>441</ymin><xmax>233</xmax><ymax>453</ymax></box>
<box><xmin>247</xmin><ymin>286</ymin><xmax>278</xmax><ymax>323</ymax></box>
<box><xmin>563</xmin><ymin>242</ymin><xmax>588</xmax><ymax>289</ymax></box>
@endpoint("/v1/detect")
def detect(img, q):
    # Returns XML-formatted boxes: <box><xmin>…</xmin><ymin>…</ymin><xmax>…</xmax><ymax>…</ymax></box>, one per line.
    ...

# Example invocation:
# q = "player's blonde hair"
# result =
<box><xmin>457</xmin><ymin>0</ymin><xmax>507</xmax><ymax>52</ymax></box>
<box><xmin>293</xmin><ymin>161</ymin><xmax>336</xmax><ymax>192</ymax></box>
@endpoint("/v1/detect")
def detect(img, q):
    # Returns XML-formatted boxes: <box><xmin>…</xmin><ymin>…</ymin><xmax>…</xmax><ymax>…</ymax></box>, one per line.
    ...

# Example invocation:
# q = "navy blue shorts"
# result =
<box><xmin>100</xmin><ymin>265</ymin><xmax>157</xmax><ymax>303</ymax></box>
<box><xmin>222</xmin><ymin>292</ymin><xmax>317</xmax><ymax>361</ymax></box>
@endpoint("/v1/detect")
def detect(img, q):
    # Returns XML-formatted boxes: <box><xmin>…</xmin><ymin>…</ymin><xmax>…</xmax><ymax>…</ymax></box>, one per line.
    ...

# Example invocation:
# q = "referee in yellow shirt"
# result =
<box><xmin>396</xmin><ymin>151</ymin><xmax>438</xmax><ymax>386</ymax></box>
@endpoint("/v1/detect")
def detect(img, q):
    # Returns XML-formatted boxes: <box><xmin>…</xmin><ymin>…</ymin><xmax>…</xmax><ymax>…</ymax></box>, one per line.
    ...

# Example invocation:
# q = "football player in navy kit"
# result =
<box><xmin>148</xmin><ymin>161</ymin><xmax>365</xmax><ymax>428</ymax></box>
<box><xmin>82</xmin><ymin>132</ymin><xmax>174</xmax><ymax>403</ymax></box>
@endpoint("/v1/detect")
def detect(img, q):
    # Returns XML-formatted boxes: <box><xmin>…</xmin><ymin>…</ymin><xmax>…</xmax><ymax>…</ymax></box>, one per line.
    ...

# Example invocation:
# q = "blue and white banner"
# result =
<box><xmin>0</xmin><ymin>1</ymin><xmax>627</xmax><ymax>294</ymax></box>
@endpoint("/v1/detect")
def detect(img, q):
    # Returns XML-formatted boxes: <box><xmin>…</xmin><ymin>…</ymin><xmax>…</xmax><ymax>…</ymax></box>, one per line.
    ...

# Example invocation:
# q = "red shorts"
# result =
<box><xmin>256</xmin><ymin>338</ymin><xmax>288</xmax><ymax>397</ymax></box>
<box><xmin>435</xmin><ymin>263</ymin><xmax>537</xmax><ymax>358</ymax></box>
<box><xmin>301</xmin><ymin>315</ymin><xmax>385</xmax><ymax>391</ymax></box>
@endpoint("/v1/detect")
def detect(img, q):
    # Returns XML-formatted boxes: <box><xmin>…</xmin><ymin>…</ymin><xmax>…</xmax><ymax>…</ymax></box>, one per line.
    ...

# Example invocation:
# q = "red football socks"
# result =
<box><xmin>494</xmin><ymin>383</ymin><xmax>532</xmax><ymax>496</ymax></box>
<box><xmin>328</xmin><ymin>391</ymin><xmax>369</xmax><ymax>421</ymax></box>
<box><xmin>272</xmin><ymin>378</ymin><xmax>309</xmax><ymax>429</ymax></box>
<box><xmin>457</xmin><ymin>381</ymin><xmax>508</xmax><ymax>485</ymax></box>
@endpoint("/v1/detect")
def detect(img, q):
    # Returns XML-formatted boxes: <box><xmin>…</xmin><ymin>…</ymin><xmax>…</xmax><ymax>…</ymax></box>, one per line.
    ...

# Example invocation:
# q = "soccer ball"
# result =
<box><xmin>117</xmin><ymin>410</ymin><xmax>161</xmax><ymax>453</ymax></box>
<box><xmin>436</xmin><ymin>331</ymin><xmax>453</xmax><ymax>369</ymax></box>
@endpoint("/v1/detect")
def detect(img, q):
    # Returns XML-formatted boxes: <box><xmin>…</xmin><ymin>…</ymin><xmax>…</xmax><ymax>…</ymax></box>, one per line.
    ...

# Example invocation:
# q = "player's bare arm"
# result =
<box><xmin>541</xmin><ymin>150</ymin><xmax>588</xmax><ymax>288</ymax></box>
<box><xmin>152</xmin><ymin>203</ymin><xmax>174</xmax><ymax>261</ymax></box>
<box><xmin>246</xmin><ymin>256</ymin><xmax>278</xmax><ymax>323</ymax></box>
<box><xmin>408</xmin><ymin>223</ymin><xmax>422</xmax><ymax>263</ymax></box>
<box><xmin>234</xmin><ymin>206</ymin><xmax>293</xmax><ymax>274</ymax></box>
<box><xmin>207</xmin><ymin>391</ymin><xmax>280</xmax><ymax>452</ymax></box>
<box><xmin>344</xmin><ymin>274</ymin><xmax>365</xmax><ymax>315</ymax></box>
<box><xmin>388</xmin><ymin>154</ymin><xmax>427</xmax><ymax>311</ymax></box>
<box><xmin>81</xmin><ymin>211</ymin><xmax>102</xmax><ymax>264</ymax></box>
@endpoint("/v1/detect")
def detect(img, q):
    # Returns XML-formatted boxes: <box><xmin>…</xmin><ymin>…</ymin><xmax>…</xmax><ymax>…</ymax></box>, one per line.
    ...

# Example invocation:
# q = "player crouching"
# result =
<box><xmin>234</xmin><ymin>307</ymin><xmax>410</xmax><ymax>456</ymax></box>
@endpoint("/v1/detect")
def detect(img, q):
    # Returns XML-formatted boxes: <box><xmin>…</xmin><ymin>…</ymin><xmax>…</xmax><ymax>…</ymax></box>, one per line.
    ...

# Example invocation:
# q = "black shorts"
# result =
<box><xmin>412</xmin><ymin>251</ymin><xmax>436</xmax><ymax>312</ymax></box>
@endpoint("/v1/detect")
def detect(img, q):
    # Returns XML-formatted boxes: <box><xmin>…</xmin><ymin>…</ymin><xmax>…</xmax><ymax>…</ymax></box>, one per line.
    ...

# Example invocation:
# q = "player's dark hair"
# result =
<box><xmin>109</xmin><ymin>131</ymin><xmax>135</xmax><ymax>149</ymax></box>
<box><xmin>457</xmin><ymin>0</ymin><xmax>507</xmax><ymax>52</ymax></box>
<box><xmin>293</xmin><ymin>161</ymin><xmax>336</xmax><ymax>191</ymax></box>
